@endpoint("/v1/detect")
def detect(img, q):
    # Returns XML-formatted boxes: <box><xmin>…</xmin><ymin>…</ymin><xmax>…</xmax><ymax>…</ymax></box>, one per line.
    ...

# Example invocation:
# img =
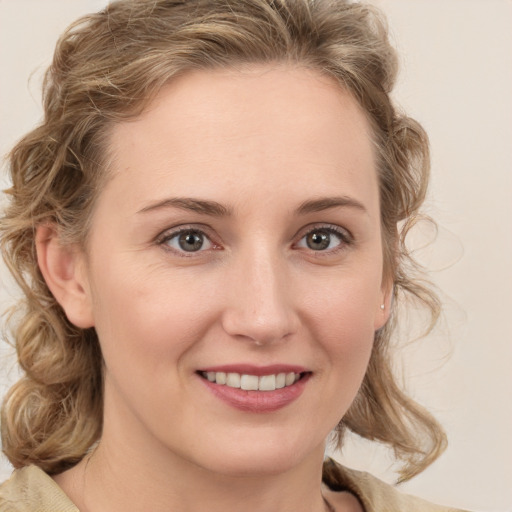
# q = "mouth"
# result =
<box><xmin>196</xmin><ymin>365</ymin><xmax>311</xmax><ymax>412</ymax></box>
<box><xmin>198</xmin><ymin>370</ymin><xmax>308</xmax><ymax>391</ymax></box>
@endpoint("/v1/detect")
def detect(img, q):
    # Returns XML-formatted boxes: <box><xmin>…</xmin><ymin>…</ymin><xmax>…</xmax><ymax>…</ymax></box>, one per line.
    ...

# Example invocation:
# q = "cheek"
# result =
<box><xmin>292</xmin><ymin>278</ymin><xmax>377</xmax><ymax>432</ymax></box>
<box><xmin>320</xmin><ymin>302</ymin><xmax>375</xmax><ymax>373</ymax></box>
<box><xmin>88</xmin><ymin>260</ymin><xmax>220</xmax><ymax>370</ymax></box>
<box><xmin>304</xmin><ymin>270</ymin><xmax>380</xmax><ymax>336</ymax></box>
<box><xmin>301</xmin><ymin>274</ymin><xmax>379</xmax><ymax>376</ymax></box>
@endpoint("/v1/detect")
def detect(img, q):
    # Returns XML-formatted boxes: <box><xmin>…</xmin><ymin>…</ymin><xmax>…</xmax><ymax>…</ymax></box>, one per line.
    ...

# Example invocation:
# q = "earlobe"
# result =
<box><xmin>374</xmin><ymin>282</ymin><xmax>393</xmax><ymax>330</ymax></box>
<box><xmin>35</xmin><ymin>224</ymin><xmax>94</xmax><ymax>329</ymax></box>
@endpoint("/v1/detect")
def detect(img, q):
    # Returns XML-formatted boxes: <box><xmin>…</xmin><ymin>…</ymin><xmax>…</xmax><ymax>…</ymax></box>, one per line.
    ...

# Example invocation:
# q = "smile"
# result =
<box><xmin>197</xmin><ymin>365</ymin><xmax>311</xmax><ymax>412</ymax></box>
<box><xmin>200</xmin><ymin>371</ymin><xmax>301</xmax><ymax>391</ymax></box>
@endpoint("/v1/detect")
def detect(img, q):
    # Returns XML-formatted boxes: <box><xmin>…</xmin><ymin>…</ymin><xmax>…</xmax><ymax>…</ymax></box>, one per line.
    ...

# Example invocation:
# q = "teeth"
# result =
<box><xmin>240</xmin><ymin>374</ymin><xmax>259</xmax><ymax>390</ymax></box>
<box><xmin>285</xmin><ymin>372</ymin><xmax>296</xmax><ymax>386</ymax></box>
<box><xmin>226</xmin><ymin>373</ymin><xmax>241</xmax><ymax>388</ymax></box>
<box><xmin>202</xmin><ymin>371</ymin><xmax>302</xmax><ymax>391</ymax></box>
<box><xmin>258</xmin><ymin>374</ymin><xmax>276</xmax><ymax>391</ymax></box>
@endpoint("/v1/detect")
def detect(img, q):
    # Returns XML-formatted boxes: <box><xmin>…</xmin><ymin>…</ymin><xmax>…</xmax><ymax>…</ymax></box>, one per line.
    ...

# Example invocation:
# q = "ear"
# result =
<box><xmin>374</xmin><ymin>278</ymin><xmax>393</xmax><ymax>331</ymax></box>
<box><xmin>36</xmin><ymin>224</ymin><xmax>94</xmax><ymax>329</ymax></box>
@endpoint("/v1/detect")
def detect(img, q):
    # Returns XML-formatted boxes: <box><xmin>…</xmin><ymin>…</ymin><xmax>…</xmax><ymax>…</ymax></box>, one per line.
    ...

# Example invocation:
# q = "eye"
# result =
<box><xmin>161</xmin><ymin>229</ymin><xmax>213</xmax><ymax>253</ymax></box>
<box><xmin>295</xmin><ymin>226</ymin><xmax>350</xmax><ymax>252</ymax></box>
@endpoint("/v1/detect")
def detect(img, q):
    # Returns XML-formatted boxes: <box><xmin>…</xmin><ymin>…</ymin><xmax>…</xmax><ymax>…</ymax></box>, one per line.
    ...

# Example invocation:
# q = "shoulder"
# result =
<box><xmin>0</xmin><ymin>465</ymin><xmax>78</xmax><ymax>512</ymax></box>
<box><xmin>322</xmin><ymin>458</ymin><xmax>471</xmax><ymax>512</ymax></box>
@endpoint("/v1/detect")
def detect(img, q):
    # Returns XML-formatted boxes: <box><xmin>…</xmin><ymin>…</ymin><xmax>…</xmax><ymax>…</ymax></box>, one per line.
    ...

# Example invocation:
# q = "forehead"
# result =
<box><xmin>104</xmin><ymin>64</ymin><xmax>378</xmax><ymax>214</ymax></box>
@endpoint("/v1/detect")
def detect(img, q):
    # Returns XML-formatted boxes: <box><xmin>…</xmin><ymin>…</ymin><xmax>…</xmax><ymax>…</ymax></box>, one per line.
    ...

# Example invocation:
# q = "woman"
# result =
<box><xmin>0</xmin><ymin>0</ymin><xmax>471</xmax><ymax>510</ymax></box>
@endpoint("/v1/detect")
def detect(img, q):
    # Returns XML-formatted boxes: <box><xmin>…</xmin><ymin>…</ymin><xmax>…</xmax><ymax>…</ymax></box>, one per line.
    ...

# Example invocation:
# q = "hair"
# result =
<box><xmin>1</xmin><ymin>0</ymin><xmax>446</xmax><ymax>481</ymax></box>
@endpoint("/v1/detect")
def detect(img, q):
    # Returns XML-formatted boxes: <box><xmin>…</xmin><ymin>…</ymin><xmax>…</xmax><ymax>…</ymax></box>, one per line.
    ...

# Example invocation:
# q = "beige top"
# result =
<box><xmin>0</xmin><ymin>458</ymin><xmax>470</xmax><ymax>511</ymax></box>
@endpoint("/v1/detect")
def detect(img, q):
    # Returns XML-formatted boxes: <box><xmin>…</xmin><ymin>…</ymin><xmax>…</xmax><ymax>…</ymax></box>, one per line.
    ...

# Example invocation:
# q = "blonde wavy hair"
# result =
<box><xmin>1</xmin><ymin>0</ymin><xmax>445</xmax><ymax>481</ymax></box>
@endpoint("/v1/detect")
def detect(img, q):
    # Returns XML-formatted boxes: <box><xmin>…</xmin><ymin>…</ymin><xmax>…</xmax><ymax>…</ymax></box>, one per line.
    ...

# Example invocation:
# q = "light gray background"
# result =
<box><xmin>1</xmin><ymin>1</ymin><xmax>511</xmax><ymax>511</ymax></box>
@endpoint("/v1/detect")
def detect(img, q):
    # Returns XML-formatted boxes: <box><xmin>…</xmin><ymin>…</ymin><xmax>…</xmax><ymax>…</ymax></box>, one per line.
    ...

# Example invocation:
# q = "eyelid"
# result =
<box><xmin>155</xmin><ymin>224</ymin><xmax>221</xmax><ymax>255</ymax></box>
<box><xmin>154</xmin><ymin>222</ymin><xmax>353</xmax><ymax>256</ymax></box>
<box><xmin>293</xmin><ymin>223</ymin><xmax>353</xmax><ymax>252</ymax></box>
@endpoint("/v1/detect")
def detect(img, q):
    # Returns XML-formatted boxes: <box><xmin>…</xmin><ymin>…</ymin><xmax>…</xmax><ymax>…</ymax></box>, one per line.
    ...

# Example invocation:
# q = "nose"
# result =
<box><xmin>221</xmin><ymin>247</ymin><xmax>299</xmax><ymax>346</ymax></box>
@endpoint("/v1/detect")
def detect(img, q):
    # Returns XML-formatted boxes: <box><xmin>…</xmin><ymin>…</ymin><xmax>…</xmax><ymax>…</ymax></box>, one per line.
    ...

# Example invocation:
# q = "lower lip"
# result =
<box><xmin>198</xmin><ymin>374</ymin><xmax>310</xmax><ymax>413</ymax></box>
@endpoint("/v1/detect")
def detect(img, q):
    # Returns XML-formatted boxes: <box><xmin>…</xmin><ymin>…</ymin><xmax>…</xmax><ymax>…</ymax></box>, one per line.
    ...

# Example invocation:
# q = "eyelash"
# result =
<box><xmin>156</xmin><ymin>225</ymin><xmax>219</xmax><ymax>257</ymax></box>
<box><xmin>156</xmin><ymin>223</ymin><xmax>353</xmax><ymax>257</ymax></box>
<box><xmin>295</xmin><ymin>224</ymin><xmax>353</xmax><ymax>255</ymax></box>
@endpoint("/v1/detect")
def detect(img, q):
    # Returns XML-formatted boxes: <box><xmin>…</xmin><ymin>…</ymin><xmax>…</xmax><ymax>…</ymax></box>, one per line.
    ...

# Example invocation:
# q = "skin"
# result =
<box><xmin>39</xmin><ymin>65</ymin><xmax>391</xmax><ymax>512</ymax></box>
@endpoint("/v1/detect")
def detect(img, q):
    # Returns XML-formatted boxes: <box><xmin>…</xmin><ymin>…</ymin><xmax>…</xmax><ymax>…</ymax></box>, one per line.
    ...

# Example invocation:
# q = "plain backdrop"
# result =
<box><xmin>1</xmin><ymin>1</ymin><xmax>511</xmax><ymax>511</ymax></box>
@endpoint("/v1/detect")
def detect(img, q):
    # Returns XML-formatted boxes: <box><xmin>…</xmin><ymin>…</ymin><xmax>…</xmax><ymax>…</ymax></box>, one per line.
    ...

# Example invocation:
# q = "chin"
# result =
<box><xmin>186</xmin><ymin>432</ymin><xmax>324</xmax><ymax>478</ymax></box>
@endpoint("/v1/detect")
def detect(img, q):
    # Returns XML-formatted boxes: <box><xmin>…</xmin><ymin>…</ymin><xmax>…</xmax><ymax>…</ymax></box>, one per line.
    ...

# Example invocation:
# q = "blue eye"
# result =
<box><xmin>296</xmin><ymin>227</ymin><xmax>348</xmax><ymax>251</ymax></box>
<box><xmin>163</xmin><ymin>229</ymin><xmax>213</xmax><ymax>253</ymax></box>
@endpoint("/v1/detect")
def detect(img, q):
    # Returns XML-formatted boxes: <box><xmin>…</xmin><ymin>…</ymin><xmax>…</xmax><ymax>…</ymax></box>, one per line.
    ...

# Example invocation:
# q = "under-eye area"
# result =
<box><xmin>198</xmin><ymin>371</ymin><xmax>312</xmax><ymax>391</ymax></box>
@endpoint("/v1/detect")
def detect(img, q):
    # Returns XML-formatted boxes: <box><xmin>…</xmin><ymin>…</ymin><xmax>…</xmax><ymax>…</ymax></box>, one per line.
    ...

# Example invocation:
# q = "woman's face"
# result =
<box><xmin>75</xmin><ymin>65</ymin><xmax>390</xmax><ymax>475</ymax></box>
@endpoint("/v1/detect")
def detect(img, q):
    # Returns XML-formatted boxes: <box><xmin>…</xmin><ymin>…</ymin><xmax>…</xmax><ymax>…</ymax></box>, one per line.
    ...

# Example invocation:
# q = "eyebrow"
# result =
<box><xmin>137</xmin><ymin>195</ymin><xmax>366</xmax><ymax>217</ymax></box>
<box><xmin>137</xmin><ymin>197</ymin><xmax>232</xmax><ymax>216</ymax></box>
<box><xmin>295</xmin><ymin>196</ymin><xmax>367</xmax><ymax>215</ymax></box>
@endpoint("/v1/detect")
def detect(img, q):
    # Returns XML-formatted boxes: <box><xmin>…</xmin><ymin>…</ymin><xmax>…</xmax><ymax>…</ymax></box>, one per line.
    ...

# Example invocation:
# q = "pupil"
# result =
<box><xmin>307</xmin><ymin>231</ymin><xmax>330</xmax><ymax>250</ymax></box>
<box><xmin>179</xmin><ymin>232</ymin><xmax>203</xmax><ymax>251</ymax></box>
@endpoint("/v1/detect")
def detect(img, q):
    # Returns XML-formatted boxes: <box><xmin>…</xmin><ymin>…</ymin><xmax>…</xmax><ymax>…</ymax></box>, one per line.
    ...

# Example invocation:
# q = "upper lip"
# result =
<box><xmin>197</xmin><ymin>364</ymin><xmax>308</xmax><ymax>376</ymax></box>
